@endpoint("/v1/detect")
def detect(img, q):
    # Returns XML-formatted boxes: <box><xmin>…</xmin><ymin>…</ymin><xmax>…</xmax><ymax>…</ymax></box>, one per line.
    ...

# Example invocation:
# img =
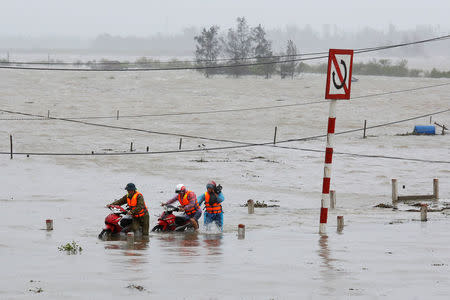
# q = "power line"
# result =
<box><xmin>1</xmin><ymin>82</ymin><xmax>449</xmax><ymax>121</ymax></box>
<box><xmin>1</xmin><ymin>139</ymin><xmax>448</xmax><ymax>164</ymax></box>
<box><xmin>0</xmin><ymin>34</ymin><xmax>449</xmax><ymax>71</ymax></box>
<box><xmin>2</xmin><ymin>34</ymin><xmax>449</xmax><ymax>67</ymax></box>
<box><xmin>1</xmin><ymin>109</ymin><xmax>448</xmax><ymax>164</ymax></box>
<box><xmin>1</xmin><ymin>100</ymin><xmax>448</xmax><ymax>147</ymax></box>
<box><xmin>273</xmin><ymin>145</ymin><xmax>450</xmax><ymax>164</ymax></box>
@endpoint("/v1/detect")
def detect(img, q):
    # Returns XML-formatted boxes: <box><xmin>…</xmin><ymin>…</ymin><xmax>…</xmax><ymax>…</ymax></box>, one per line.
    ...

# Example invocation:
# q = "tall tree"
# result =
<box><xmin>280</xmin><ymin>39</ymin><xmax>298</xmax><ymax>79</ymax></box>
<box><xmin>194</xmin><ymin>25</ymin><xmax>221</xmax><ymax>78</ymax></box>
<box><xmin>222</xmin><ymin>17</ymin><xmax>253</xmax><ymax>77</ymax></box>
<box><xmin>252</xmin><ymin>24</ymin><xmax>275</xmax><ymax>79</ymax></box>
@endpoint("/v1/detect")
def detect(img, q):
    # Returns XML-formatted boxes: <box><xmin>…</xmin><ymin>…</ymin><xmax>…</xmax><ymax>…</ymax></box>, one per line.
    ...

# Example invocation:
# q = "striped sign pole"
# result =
<box><xmin>319</xmin><ymin>100</ymin><xmax>336</xmax><ymax>234</ymax></box>
<box><xmin>320</xmin><ymin>49</ymin><xmax>353</xmax><ymax>234</ymax></box>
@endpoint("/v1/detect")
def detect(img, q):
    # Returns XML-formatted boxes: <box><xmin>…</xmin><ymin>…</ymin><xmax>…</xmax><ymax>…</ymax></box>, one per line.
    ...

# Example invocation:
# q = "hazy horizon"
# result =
<box><xmin>1</xmin><ymin>0</ymin><xmax>449</xmax><ymax>38</ymax></box>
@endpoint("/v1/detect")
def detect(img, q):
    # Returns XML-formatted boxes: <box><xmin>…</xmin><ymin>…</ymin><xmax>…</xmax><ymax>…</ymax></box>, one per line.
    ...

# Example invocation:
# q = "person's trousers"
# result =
<box><xmin>131</xmin><ymin>213</ymin><xmax>149</xmax><ymax>235</ymax></box>
<box><xmin>204</xmin><ymin>212</ymin><xmax>223</xmax><ymax>230</ymax></box>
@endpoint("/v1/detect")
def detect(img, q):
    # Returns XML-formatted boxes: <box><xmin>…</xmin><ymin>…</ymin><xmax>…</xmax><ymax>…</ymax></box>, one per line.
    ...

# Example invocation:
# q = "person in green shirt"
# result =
<box><xmin>108</xmin><ymin>183</ymin><xmax>149</xmax><ymax>236</ymax></box>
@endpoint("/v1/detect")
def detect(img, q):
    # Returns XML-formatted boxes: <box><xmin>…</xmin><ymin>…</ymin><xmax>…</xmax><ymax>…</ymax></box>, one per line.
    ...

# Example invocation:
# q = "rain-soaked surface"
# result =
<box><xmin>0</xmin><ymin>69</ymin><xmax>449</xmax><ymax>299</ymax></box>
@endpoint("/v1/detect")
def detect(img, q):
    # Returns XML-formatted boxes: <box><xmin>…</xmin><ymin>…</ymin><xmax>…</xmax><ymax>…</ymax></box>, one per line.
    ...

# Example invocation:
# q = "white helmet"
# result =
<box><xmin>175</xmin><ymin>183</ymin><xmax>186</xmax><ymax>194</ymax></box>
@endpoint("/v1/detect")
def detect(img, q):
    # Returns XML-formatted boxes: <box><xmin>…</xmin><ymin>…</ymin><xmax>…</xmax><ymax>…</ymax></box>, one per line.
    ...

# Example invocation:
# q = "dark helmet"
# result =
<box><xmin>125</xmin><ymin>183</ymin><xmax>136</xmax><ymax>191</ymax></box>
<box><xmin>206</xmin><ymin>180</ymin><xmax>216</xmax><ymax>190</ymax></box>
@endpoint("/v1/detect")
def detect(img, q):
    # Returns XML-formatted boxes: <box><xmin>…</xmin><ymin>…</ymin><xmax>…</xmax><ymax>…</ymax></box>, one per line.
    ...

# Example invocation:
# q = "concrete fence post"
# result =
<box><xmin>238</xmin><ymin>224</ymin><xmax>245</xmax><ymax>239</ymax></box>
<box><xmin>337</xmin><ymin>216</ymin><xmax>344</xmax><ymax>232</ymax></box>
<box><xmin>247</xmin><ymin>199</ymin><xmax>254</xmax><ymax>214</ymax></box>
<box><xmin>127</xmin><ymin>232</ymin><xmax>134</xmax><ymax>247</ymax></box>
<box><xmin>392</xmin><ymin>179</ymin><xmax>398</xmax><ymax>203</ymax></box>
<box><xmin>433</xmin><ymin>179</ymin><xmax>439</xmax><ymax>200</ymax></box>
<box><xmin>330</xmin><ymin>190</ymin><xmax>336</xmax><ymax>209</ymax></box>
<box><xmin>420</xmin><ymin>204</ymin><xmax>428</xmax><ymax>222</ymax></box>
<box><xmin>46</xmin><ymin>219</ymin><xmax>53</xmax><ymax>230</ymax></box>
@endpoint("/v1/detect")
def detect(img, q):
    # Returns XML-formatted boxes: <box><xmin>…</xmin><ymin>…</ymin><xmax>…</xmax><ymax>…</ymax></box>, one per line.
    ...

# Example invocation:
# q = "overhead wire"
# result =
<box><xmin>1</xmin><ymin>108</ymin><xmax>448</xmax><ymax>164</ymax></box>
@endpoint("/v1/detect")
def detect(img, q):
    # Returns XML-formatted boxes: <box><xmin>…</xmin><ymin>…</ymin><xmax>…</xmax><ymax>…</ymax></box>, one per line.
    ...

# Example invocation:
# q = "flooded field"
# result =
<box><xmin>0</xmin><ymin>69</ymin><xmax>449</xmax><ymax>299</ymax></box>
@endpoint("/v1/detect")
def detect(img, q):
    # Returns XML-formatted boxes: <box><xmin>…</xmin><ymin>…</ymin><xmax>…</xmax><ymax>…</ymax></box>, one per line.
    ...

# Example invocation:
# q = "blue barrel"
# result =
<box><xmin>413</xmin><ymin>125</ymin><xmax>435</xmax><ymax>135</ymax></box>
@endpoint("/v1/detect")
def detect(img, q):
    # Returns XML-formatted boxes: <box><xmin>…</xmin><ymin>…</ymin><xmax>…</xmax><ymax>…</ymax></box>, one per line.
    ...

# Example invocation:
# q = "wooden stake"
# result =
<box><xmin>130</xmin><ymin>142</ymin><xmax>133</xmax><ymax>152</ymax></box>
<box><xmin>179</xmin><ymin>138</ymin><xmax>182</xmax><ymax>150</ymax></box>
<box><xmin>116</xmin><ymin>110</ymin><xmax>119</xmax><ymax>120</ymax></box>
<box><xmin>10</xmin><ymin>134</ymin><xmax>13</xmax><ymax>159</ymax></box>
<box><xmin>363</xmin><ymin>120</ymin><xmax>367</xmax><ymax>138</ymax></box>
<box><xmin>47</xmin><ymin>110</ymin><xmax>50</xmax><ymax>118</ymax></box>
<box><xmin>146</xmin><ymin>146</ymin><xmax>149</xmax><ymax>152</ymax></box>
<box><xmin>273</xmin><ymin>126</ymin><xmax>278</xmax><ymax>145</ymax></box>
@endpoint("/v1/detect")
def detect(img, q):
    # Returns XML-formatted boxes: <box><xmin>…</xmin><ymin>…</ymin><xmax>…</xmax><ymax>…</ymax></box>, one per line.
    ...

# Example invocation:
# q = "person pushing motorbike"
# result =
<box><xmin>198</xmin><ymin>180</ymin><xmax>224</xmax><ymax>231</ymax></box>
<box><xmin>107</xmin><ymin>183</ymin><xmax>149</xmax><ymax>236</ymax></box>
<box><xmin>161</xmin><ymin>184</ymin><xmax>201</xmax><ymax>230</ymax></box>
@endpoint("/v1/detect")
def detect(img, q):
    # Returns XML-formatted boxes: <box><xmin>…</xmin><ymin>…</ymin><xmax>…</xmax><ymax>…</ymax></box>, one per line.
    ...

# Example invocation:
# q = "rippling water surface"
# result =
<box><xmin>1</xmin><ymin>70</ymin><xmax>449</xmax><ymax>299</ymax></box>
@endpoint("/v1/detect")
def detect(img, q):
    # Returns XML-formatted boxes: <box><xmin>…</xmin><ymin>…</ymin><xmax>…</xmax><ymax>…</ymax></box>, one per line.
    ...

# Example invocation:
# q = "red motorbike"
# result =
<box><xmin>151</xmin><ymin>205</ymin><xmax>193</xmax><ymax>232</ymax></box>
<box><xmin>98</xmin><ymin>205</ymin><xmax>133</xmax><ymax>239</ymax></box>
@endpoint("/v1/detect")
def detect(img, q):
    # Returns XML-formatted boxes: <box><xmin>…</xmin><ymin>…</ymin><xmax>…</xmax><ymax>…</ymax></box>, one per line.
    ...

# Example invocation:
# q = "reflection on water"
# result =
<box><xmin>204</xmin><ymin>233</ymin><xmax>223</xmax><ymax>256</ymax></box>
<box><xmin>153</xmin><ymin>232</ymin><xmax>224</xmax><ymax>257</ymax></box>
<box><xmin>178</xmin><ymin>232</ymin><xmax>200</xmax><ymax>257</ymax></box>
<box><xmin>318</xmin><ymin>235</ymin><xmax>332</xmax><ymax>270</ymax></box>
<box><xmin>317</xmin><ymin>234</ymin><xmax>339</xmax><ymax>296</ymax></box>
<box><xmin>103</xmin><ymin>232</ymin><xmax>224</xmax><ymax>268</ymax></box>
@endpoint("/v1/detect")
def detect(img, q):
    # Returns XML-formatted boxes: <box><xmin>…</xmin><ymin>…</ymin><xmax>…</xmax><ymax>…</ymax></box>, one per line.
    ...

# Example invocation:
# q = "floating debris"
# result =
<box><xmin>374</xmin><ymin>203</ymin><xmax>394</xmax><ymax>208</ymax></box>
<box><xmin>29</xmin><ymin>287</ymin><xmax>43</xmax><ymax>293</ymax></box>
<box><xmin>127</xmin><ymin>284</ymin><xmax>145</xmax><ymax>291</ymax></box>
<box><xmin>241</xmin><ymin>200</ymin><xmax>279</xmax><ymax>208</ymax></box>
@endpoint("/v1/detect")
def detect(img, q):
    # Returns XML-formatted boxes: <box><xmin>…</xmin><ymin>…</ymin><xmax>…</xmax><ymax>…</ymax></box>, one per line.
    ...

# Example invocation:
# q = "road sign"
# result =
<box><xmin>325</xmin><ymin>49</ymin><xmax>354</xmax><ymax>100</ymax></box>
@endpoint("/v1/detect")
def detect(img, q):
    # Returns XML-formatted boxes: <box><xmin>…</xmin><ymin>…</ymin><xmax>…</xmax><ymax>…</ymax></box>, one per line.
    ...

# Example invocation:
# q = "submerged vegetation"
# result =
<box><xmin>58</xmin><ymin>241</ymin><xmax>83</xmax><ymax>254</ymax></box>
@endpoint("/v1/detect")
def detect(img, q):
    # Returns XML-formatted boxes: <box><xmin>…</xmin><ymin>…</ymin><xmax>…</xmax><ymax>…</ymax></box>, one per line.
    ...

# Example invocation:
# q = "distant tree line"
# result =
<box><xmin>1</xmin><ymin>55</ymin><xmax>449</xmax><ymax>78</ymax></box>
<box><xmin>194</xmin><ymin>17</ymin><xmax>298</xmax><ymax>79</ymax></box>
<box><xmin>192</xmin><ymin>18</ymin><xmax>450</xmax><ymax>79</ymax></box>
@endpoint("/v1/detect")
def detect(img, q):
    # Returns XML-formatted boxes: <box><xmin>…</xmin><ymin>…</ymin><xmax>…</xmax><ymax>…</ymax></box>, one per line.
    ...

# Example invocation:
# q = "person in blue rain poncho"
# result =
<box><xmin>198</xmin><ymin>180</ymin><xmax>224</xmax><ymax>231</ymax></box>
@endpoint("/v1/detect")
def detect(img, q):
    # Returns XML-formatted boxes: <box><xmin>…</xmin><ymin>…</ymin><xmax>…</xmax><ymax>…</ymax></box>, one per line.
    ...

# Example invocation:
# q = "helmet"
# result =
<box><xmin>206</xmin><ymin>180</ymin><xmax>216</xmax><ymax>190</ymax></box>
<box><xmin>125</xmin><ymin>183</ymin><xmax>136</xmax><ymax>191</ymax></box>
<box><xmin>175</xmin><ymin>184</ymin><xmax>186</xmax><ymax>194</ymax></box>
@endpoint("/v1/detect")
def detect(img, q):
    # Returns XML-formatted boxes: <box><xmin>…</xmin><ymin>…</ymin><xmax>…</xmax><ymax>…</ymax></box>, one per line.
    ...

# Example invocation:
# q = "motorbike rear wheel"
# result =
<box><xmin>151</xmin><ymin>225</ymin><xmax>163</xmax><ymax>232</ymax></box>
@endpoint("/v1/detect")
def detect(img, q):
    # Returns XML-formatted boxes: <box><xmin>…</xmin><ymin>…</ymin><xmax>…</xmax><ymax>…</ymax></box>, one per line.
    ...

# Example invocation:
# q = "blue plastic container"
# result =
<box><xmin>413</xmin><ymin>125</ymin><xmax>435</xmax><ymax>135</ymax></box>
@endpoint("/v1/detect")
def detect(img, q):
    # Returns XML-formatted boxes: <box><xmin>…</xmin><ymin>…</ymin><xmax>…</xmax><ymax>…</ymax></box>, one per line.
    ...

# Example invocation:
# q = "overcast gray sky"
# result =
<box><xmin>1</xmin><ymin>0</ymin><xmax>449</xmax><ymax>37</ymax></box>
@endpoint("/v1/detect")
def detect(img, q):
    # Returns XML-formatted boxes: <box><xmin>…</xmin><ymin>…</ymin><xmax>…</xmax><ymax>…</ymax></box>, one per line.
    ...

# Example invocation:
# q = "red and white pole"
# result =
<box><xmin>319</xmin><ymin>99</ymin><xmax>336</xmax><ymax>234</ymax></box>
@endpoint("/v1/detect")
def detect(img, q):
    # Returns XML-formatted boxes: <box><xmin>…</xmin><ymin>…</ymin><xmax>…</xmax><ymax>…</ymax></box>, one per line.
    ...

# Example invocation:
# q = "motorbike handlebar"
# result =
<box><xmin>163</xmin><ymin>204</ymin><xmax>179</xmax><ymax>212</ymax></box>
